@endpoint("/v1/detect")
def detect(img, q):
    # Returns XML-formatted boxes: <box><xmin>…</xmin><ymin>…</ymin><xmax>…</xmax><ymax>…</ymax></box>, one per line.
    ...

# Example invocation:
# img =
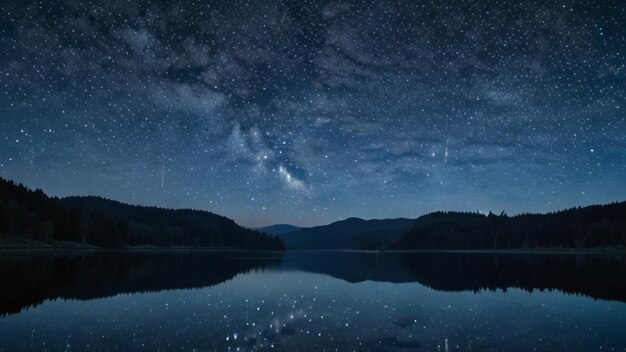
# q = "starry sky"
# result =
<box><xmin>0</xmin><ymin>0</ymin><xmax>624</xmax><ymax>227</ymax></box>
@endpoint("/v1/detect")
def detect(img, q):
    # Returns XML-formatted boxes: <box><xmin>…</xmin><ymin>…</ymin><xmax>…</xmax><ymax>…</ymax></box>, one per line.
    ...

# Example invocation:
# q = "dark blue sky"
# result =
<box><xmin>0</xmin><ymin>0</ymin><xmax>624</xmax><ymax>227</ymax></box>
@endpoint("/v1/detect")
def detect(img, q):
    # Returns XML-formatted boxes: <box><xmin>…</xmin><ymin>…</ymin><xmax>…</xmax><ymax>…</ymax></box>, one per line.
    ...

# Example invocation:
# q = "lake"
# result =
<box><xmin>0</xmin><ymin>251</ymin><xmax>625</xmax><ymax>351</ymax></box>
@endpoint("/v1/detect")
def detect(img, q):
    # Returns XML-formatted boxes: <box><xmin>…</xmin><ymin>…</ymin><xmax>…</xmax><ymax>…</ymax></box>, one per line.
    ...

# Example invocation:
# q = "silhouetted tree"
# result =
<box><xmin>0</xmin><ymin>177</ymin><xmax>284</xmax><ymax>250</ymax></box>
<box><xmin>394</xmin><ymin>203</ymin><xmax>626</xmax><ymax>250</ymax></box>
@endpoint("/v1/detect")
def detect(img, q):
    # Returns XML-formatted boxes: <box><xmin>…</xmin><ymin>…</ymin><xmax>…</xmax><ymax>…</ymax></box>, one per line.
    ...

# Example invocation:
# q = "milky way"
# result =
<box><xmin>0</xmin><ymin>0</ymin><xmax>624</xmax><ymax>226</ymax></box>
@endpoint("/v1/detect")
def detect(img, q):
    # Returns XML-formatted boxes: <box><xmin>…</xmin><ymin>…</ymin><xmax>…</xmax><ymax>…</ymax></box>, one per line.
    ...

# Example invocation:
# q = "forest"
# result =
<box><xmin>0</xmin><ymin>177</ymin><xmax>284</xmax><ymax>250</ymax></box>
<box><xmin>393</xmin><ymin>202</ymin><xmax>626</xmax><ymax>250</ymax></box>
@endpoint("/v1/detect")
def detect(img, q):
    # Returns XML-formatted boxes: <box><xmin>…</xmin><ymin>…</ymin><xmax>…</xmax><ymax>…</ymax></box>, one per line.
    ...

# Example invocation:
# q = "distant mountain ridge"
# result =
<box><xmin>2</xmin><ymin>176</ymin><xmax>624</xmax><ymax>252</ymax></box>
<box><xmin>280</xmin><ymin>217</ymin><xmax>415</xmax><ymax>250</ymax></box>
<box><xmin>256</xmin><ymin>224</ymin><xmax>304</xmax><ymax>236</ymax></box>
<box><xmin>275</xmin><ymin>201</ymin><xmax>626</xmax><ymax>251</ymax></box>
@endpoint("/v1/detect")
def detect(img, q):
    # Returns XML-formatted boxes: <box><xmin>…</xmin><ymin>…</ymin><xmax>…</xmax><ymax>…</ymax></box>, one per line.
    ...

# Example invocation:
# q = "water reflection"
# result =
<box><xmin>0</xmin><ymin>251</ymin><xmax>624</xmax><ymax>351</ymax></box>
<box><xmin>282</xmin><ymin>251</ymin><xmax>626</xmax><ymax>301</ymax></box>
<box><xmin>0</xmin><ymin>251</ymin><xmax>282</xmax><ymax>316</ymax></box>
<box><xmin>400</xmin><ymin>252</ymin><xmax>626</xmax><ymax>301</ymax></box>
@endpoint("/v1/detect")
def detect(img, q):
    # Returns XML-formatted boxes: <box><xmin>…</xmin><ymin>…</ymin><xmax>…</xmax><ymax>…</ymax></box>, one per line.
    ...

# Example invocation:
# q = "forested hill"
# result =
<box><xmin>393</xmin><ymin>202</ymin><xmax>626</xmax><ymax>250</ymax></box>
<box><xmin>0</xmin><ymin>177</ymin><xmax>284</xmax><ymax>250</ymax></box>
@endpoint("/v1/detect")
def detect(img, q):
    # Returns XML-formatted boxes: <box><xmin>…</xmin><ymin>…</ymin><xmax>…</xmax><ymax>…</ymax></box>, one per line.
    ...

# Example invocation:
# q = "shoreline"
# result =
<box><xmin>0</xmin><ymin>244</ymin><xmax>624</xmax><ymax>255</ymax></box>
<box><xmin>284</xmin><ymin>248</ymin><xmax>626</xmax><ymax>255</ymax></box>
<box><xmin>0</xmin><ymin>238</ymin><xmax>284</xmax><ymax>253</ymax></box>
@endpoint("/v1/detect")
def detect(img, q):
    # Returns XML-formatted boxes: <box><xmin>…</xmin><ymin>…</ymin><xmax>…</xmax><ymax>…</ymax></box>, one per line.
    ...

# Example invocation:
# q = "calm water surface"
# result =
<box><xmin>0</xmin><ymin>251</ymin><xmax>625</xmax><ymax>351</ymax></box>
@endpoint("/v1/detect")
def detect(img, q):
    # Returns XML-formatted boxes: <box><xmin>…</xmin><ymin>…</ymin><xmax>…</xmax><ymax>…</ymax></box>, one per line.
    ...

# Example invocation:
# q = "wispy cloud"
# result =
<box><xmin>277</xmin><ymin>165</ymin><xmax>310</xmax><ymax>194</ymax></box>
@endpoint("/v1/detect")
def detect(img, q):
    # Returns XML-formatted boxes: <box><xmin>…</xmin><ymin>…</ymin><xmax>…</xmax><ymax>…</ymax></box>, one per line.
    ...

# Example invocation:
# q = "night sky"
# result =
<box><xmin>0</xmin><ymin>0</ymin><xmax>624</xmax><ymax>227</ymax></box>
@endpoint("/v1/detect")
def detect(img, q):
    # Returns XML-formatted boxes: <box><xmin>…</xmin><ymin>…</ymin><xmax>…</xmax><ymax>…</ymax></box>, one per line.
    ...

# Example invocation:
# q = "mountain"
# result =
<box><xmin>60</xmin><ymin>196</ymin><xmax>284</xmax><ymax>250</ymax></box>
<box><xmin>393</xmin><ymin>202</ymin><xmax>626</xmax><ymax>250</ymax></box>
<box><xmin>257</xmin><ymin>224</ymin><xmax>304</xmax><ymax>236</ymax></box>
<box><xmin>0</xmin><ymin>177</ymin><xmax>284</xmax><ymax>250</ymax></box>
<box><xmin>280</xmin><ymin>217</ymin><xmax>415</xmax><ymax>250</ymax></box>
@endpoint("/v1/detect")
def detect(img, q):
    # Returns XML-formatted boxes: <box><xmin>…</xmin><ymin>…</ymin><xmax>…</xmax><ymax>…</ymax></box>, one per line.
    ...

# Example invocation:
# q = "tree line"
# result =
<box><xmin>0</xmin><ymin>177</ymin><xmax>284</xmax><ymax>250</ymax></box>
<box><xmin>393</xmin><ymin>202</ymin><xmax>626</xmax><ymax>250</ymax></box>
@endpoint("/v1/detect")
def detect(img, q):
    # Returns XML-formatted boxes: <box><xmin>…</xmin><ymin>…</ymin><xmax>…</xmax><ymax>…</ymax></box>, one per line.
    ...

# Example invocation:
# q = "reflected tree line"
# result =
<box><xmin>282</xmin><ymin>251</ymin><xmax>626</xmax><ymax>302</ymax></box>
<box><xmin>0</xmin><ymin>177</ymin><xmax>284</xmax><ymax>250</ymax></box>
<box><xmin>399</xmin><ymin>253</ymin><xmax>626</xmax><ymax>302</ymax></box>
<box><xmin>1</xmin><ymin>251</ymin><xmax>625</xmax><ymax>317</ymax></box>
<box><xmin>0</xmin><ymin>252</ymin><xmax>283</xmax><ymax>317</ymax></box>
